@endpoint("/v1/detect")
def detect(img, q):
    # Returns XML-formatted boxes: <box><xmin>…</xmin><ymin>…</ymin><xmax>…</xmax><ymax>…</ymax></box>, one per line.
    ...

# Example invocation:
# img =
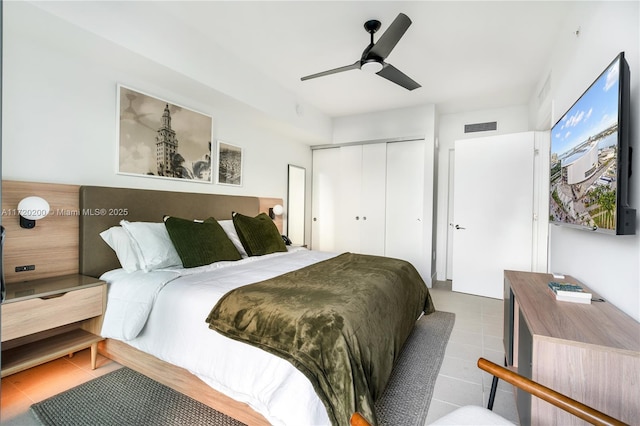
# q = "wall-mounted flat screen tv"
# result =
<box><xmin>550</xmin><ymin>52</ymin><xmax>635</xmax><ymax>235</ymax></box>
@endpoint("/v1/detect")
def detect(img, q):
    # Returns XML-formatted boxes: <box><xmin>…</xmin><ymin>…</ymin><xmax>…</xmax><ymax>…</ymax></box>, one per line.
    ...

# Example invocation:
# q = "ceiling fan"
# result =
<box><xmin>301</xmin><ymin>13</ymin><xmax>421</xmax><ymax>91</ymax></box>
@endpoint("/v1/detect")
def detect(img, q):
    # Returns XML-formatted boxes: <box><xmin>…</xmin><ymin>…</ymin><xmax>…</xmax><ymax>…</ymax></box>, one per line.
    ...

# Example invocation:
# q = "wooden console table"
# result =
<box><xmin>503</xmin><ymin>270</ymin><xmax>639</xmax><ymax>425</ymax></box>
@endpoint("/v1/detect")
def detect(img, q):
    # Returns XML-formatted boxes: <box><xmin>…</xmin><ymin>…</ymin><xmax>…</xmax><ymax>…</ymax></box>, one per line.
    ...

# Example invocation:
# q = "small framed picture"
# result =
<box><xmin>217</xmin><ymin>141</ymin><xmax>243</xmax><ymax>186</ymax></box>
<box><xmin>117</xmin><ymin>85</ymin><xmax>213</xmax><ymax>183</ymax></box>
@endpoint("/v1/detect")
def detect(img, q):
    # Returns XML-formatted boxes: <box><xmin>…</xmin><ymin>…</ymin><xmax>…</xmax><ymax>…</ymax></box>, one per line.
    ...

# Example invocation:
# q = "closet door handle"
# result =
<box><xmin>355</xmin><ymin>216</ymin><xmax>360</xmax><ymax>220</ymax></box>
<box><xmin>362</xmin><ymin>216</ymin><xmax>367</xmax><ymax>220</ymax></box>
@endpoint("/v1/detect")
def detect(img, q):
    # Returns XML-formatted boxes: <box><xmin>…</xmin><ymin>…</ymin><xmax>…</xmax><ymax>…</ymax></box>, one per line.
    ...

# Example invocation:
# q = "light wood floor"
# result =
<box><xmin>1</xmin><ymin>282</ymin><xmax>519</xmax><ymax>425</ymax></box>
<box><xmin>1</xmin><ymin>348</ymin><xmax>122</xmax><ymax>425</ymax></box>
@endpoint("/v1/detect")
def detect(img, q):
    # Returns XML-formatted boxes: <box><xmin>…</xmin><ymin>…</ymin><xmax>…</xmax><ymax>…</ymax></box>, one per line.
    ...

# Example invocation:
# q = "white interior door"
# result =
<box><xmin>446</xmin><ymin>149</ymin><xmax>455</xmax><ymax>280</ymax></box>
<box><xmin>452</xmin><ymin>132</ymin><xmax>535</xmax><ymax>299</ymax></box>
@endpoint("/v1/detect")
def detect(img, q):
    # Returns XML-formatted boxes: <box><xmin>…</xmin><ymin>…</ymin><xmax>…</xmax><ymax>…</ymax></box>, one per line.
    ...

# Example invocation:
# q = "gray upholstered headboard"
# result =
<box><xmin>79</xmin><ymin>186</ymin><xmax>262</xmax><ymax>278</ymax></box>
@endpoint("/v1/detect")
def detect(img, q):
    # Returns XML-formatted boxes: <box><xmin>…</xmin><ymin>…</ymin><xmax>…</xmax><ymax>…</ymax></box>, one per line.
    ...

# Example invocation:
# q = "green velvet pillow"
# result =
<box><xmin>232</xmin><ymin>212</ymin><xmax>287</xmax><ymax>256</ymax></box>
<box><xmin>164</xmin><ymin>216</ymin><xmax>241</xmax><ymax>268</ymax></box>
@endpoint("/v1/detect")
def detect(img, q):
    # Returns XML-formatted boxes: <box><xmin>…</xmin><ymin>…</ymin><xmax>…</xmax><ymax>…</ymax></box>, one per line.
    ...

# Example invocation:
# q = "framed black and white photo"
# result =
<box><xmin>216</xmin><ymin>141</ymin><xmax>243</xmax><ymax>186</ymax></box>
<box><xmin>117</xmin><ymin>85</ymin><xmax>213</xmax><ymax>183</ymax></box>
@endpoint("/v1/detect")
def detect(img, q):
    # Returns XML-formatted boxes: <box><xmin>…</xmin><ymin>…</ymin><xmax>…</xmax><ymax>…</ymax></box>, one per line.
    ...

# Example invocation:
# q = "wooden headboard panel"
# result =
<box><xmin>79</xmin><ymin>186</ymin><xmax>282</xmax><ymax>278</ymax></box>
<box><xmin>1</xmin><ymin>181</ymin><xmax>283</xmax><ymax>282</ymax></box>
<box><xmin>2</xmin><ymin>180</ymin><xmax>80</xmax><ymax>283</ymax></box>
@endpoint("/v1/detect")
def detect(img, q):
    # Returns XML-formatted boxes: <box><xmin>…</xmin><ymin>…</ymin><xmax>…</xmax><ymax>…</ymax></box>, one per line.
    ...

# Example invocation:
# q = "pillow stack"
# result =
<box><xmin>99</xmin><ymin>211</ymin><xmax>288</xmax><ymax>272</ymax></box>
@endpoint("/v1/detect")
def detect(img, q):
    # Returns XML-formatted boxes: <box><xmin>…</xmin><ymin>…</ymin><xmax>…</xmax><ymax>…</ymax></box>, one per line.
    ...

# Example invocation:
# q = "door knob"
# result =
<box><xmin>355</xmin><ymin>216</ymin><xmax>359</xmax><ymax>220</ymax></box>
<box><xmin>455</xmin><ymin>224</ymin><xmax>466</xmax><ymax>230</ymax></box>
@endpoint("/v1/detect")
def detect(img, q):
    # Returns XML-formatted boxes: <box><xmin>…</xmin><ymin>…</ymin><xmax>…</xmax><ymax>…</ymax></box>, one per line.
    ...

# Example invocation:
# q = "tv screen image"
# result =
<box><xmin>549</xmin><ymin>52</ymin><xmax>635</xmax><ymax>235</ymax></box>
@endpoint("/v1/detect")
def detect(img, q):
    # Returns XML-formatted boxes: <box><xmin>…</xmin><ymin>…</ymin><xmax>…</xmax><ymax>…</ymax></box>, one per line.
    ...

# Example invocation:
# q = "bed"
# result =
<box><xmin>80</xmin><ymin>185</ymin><xmax>434</xmax><ymax>426</ymax></box>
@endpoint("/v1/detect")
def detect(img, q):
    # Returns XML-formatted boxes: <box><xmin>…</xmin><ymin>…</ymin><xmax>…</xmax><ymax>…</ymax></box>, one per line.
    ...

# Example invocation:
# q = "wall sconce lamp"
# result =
<box><xmin>269</xmin><ymin>204</ymin><xmax>283</xmax><ymax>219</ymax></box>
<box><xmin>17</xmin><ymin>196</ymin><xmax>50</xmax><ymax>229</ymax></box>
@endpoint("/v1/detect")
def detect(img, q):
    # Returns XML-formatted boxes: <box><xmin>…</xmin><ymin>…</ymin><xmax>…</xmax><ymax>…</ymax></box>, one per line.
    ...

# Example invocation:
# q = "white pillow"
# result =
<box><xmin>99</xmin><ymin>226</ymin><xmax>141</xmax><ymax>273</ymax></box>
<box><xmin>218</xmin><ymin>219</ymin><xmax>248</xmax><ymax>258</ymax></box>
<box><xmin>120</xmin><ymin>220</ymin><xmax>182</xmax><ymax>271</ymax></box>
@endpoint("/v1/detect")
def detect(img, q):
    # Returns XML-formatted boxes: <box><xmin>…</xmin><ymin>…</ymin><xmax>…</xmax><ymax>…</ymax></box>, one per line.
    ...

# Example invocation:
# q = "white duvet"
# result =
<box><xmin>101</xmin><ymin>247</ymin><xmax>337</xmax><ymax>426</ymax></box>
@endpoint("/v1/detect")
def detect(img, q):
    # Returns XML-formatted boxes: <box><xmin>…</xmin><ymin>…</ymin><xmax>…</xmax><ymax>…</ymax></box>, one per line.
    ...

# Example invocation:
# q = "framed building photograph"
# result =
<box><xmin>217</xmin><ymin>141</ymin><xmax>243</xmax><ymax>186</ymax></box>
<box><xmin>117</xmin><ymin>85</ymin><xmax>213</xmax><ymax>183</ymax></box>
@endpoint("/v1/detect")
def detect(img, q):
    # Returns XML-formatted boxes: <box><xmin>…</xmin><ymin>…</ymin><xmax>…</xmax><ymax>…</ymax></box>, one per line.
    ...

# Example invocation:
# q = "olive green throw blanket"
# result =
<box><xmin>206</xmin><ymin>253</ymin><xmax>434</xmax><ymax>426</ymax></box>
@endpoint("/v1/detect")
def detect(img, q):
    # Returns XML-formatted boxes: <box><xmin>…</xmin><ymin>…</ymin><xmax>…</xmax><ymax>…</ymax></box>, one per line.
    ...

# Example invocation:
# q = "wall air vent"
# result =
<box><xmin>464</xmin><ymin>121</ymin><xmax>497</xmax><ymax>133</ymax></box>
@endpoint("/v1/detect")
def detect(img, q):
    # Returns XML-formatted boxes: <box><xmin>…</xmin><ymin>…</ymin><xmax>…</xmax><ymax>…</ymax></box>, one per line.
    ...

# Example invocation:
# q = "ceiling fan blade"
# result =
<box><xmin>376</xmin><ymin>63</ymin><xmax>421</xmax><ymax>90</ymax></box>
<box><xmin>301</xmin><ymin>61</ymin><xmax>361</xmax><ymax>81</ymax></box>
<box><xmin>368</xmin><ymin>13</ymin><xmax>412</xmax><ymax>60</ymax></box>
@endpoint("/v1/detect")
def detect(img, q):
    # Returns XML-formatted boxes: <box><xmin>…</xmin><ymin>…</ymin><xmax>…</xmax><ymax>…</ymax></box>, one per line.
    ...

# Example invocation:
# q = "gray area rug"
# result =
<box><xmin>375</xmin><ymin>311</ymin><xmax>455</xmax><ymax>426</ymax></box>
<box><xmin>30</xmin><ymin>367</ymin><xmax>246</xmax><ymax>426</ymax></box>
<box><xmin>30</xmin><ymin>311</ymin><xmax>454</xmax><ymax>426</ymax></box>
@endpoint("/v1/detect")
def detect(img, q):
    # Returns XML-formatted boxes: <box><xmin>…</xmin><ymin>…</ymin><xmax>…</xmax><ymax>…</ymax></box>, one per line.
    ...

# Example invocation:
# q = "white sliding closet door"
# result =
<box><xmin>312</xmin><ymin>141</ymin><xmax>428</xmax><ymax>269</ymax></box>
<box><xmin>359</xmin><ymin>143</ymin><xmax>387</xmax><ymax>255</ymax></box>
<box><xmin>386</xmin><ymin>140</ymin><xmax>425</xmax><ymax>277</ymax></box>
<box><xmin>336</xmin><ymin>145</ymin><xmax>363</xmax><ymax>253</ymax></box>
<box><xmin>335</xmin><ymin>143</ymin><xmax>386</xmax><ymax>255</ymax></box>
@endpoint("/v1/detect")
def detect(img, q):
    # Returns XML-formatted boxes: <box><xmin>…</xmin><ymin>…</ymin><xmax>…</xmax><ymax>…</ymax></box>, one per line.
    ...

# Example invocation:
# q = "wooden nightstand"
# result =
<box><xmin>1</xmin><ymin>274</ymin><xmax>106</xmax><ymax>377</ymax></box>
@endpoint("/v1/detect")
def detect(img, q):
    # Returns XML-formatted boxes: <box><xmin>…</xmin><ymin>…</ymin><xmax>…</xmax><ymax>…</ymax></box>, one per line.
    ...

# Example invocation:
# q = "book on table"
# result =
<box><xmin>548</xmin><ymin>281</ymin><xmax>592</xmax><ymax>304</ymax></box>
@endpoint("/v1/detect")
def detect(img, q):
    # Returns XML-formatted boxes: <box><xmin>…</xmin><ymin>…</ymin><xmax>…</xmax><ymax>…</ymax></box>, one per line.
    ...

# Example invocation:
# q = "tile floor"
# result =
<box><xmin>425</xmin><ymin>281</ymin><xmax>519</xmax><ymax>424</ymax></box>
<box><xmin>1</xmin><ymin>282</ymin><xmax>519</xmax><ymax>425</ymax></box>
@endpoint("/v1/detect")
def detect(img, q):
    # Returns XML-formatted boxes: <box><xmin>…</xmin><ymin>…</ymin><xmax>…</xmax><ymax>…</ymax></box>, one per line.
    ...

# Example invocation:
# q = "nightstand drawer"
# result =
<box><xmin>1</xmin><ymin>285</ymin><xmax>104</xmax><ymax>342</ymax></box>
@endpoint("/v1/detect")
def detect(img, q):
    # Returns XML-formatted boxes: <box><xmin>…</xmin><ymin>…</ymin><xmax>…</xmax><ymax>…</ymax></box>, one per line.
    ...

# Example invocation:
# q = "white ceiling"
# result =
<box><xmin>155</xmin><ymin>1</ymin><xmax>576</xmax><ymax>117</ymax></box>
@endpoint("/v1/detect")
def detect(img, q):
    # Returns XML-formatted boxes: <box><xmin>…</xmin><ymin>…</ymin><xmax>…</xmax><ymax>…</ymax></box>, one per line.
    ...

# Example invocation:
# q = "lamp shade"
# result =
<box><xmin>18</xmin><ymin>196</ymin><xmax>50</xmax><ymax>220</ymax></box>
<box><xmin>272</xmin><ymin>204</ymin><xmax>284</xmax><ymax>216</ymax></box>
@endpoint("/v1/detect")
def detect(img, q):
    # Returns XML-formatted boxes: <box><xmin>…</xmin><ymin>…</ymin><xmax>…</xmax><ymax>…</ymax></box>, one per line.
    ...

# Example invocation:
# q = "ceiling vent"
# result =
<box><xmin>464</xmin><ymin>121</ymin><xmax>497</xmax><ymax>133</ymax></box>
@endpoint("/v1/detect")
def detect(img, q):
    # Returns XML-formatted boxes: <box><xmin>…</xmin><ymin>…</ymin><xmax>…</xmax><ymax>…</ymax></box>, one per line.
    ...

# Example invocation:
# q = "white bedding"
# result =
<box><xmin>101</xmin><ymin>247</ymin><xmax>336</xmax><ymax>426</ymax></box>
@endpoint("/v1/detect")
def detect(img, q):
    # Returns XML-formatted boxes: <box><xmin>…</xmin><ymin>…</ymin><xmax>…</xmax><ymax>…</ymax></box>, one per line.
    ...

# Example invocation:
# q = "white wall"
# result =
<box><xmin>25</xmin><ymin>0</ymin><xmax>333</xmax><ymax>145</ymax></box>
<box><xmin>529</xmin><ymin>1</ymin><xmax>640</xmax><ymax>321</ymax></box>
<box><xmin>332</xmin><ymin>105</ymin><xmax>436</xmax><ymax>144</ymax></box>
<box><xmin>2</xmin><ymin>2</ymin><xmax>319</xmax><ymax>240</ymax></box>
<box><xmin>434</xmin><ymin>106</ymin><xmax>530</xmax><ymax>281</ymax></box>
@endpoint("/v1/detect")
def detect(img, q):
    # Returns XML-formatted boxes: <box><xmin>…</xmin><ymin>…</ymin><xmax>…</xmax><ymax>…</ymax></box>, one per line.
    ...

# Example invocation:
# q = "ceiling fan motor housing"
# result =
<box><xmin>300</xmin><ymin>13</ymin><xmax>421</xmax><ymax>90</ymax></box>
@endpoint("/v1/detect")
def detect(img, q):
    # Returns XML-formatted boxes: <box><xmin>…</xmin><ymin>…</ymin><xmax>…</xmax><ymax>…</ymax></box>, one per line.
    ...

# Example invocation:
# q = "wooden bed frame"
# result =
<box><xmin>3</xmin><ymin>180</ymin><xmax>281</xmax><ymax>423</ymax></box>
<box><xmin>98</xmin><ymin>339</ymin><xmax>270</xmax><ymax>425</ymax></box>
<box><xmin>76</xmin><ymin>185</ymin><xmax>282</xmax><ymax>425</ymax></box>
<box><xmin>2</xmin><ymin>180</ymin><xmax>284</xmax><ymax>425</ymax></box>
